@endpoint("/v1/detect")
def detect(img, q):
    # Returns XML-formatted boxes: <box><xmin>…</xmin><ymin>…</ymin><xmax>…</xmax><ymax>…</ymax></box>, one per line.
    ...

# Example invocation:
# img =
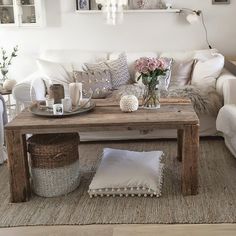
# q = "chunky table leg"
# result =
<box><xmin>177</xmin><ymin>129</ymin><xmax>184</xmax><ymax>162</ymax></box>
<box><xmin>182</xmin><ymin>125</ymin><xmax>199</xmax><ymax>196</ymax></box>
<box><xmin>5</xmin><ymin>130</ymin><xmax>31</xmax><ymax>202</ymax></box>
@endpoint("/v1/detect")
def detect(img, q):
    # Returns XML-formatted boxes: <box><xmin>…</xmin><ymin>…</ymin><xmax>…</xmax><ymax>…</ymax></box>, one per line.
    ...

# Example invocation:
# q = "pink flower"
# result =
<box><xmin>135</xmin><ymin>57</ymin><xmax>168</xmax><ymax>74</ymax></box>
<box><xmin>158</xmin><ymin>58</ymin><xmax>168</xmax><ymax>70</ymax></box>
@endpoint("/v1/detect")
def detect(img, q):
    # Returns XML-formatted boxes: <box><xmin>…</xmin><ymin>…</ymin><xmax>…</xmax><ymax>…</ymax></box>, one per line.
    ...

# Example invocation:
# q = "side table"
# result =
<box><xmin>0</xmin><ymin>89</ymin><xmax>16</xmax><ymax>121</ymax></box>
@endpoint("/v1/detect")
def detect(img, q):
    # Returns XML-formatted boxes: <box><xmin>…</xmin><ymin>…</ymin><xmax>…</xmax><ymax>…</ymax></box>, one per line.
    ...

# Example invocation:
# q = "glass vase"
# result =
<box><xmin>142</xmin><ymin>85</ymin><xmax>160</xmax><ymax>109</ymax></box>
<box><xmin>1</xmin><ymin>68</ymin><xmax>8</xmax><ymax>85</ymax></box>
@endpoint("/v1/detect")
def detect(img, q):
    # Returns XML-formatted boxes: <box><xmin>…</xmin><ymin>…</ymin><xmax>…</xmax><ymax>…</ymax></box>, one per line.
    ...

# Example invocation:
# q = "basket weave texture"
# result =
<box><xmin>27</xmin><ymin>133</ymin><xmax>80</xmax><ymax>197</ymax></box>
<box><xmin>28</xmin><ymin>133</ymin><xmax>79</xmax><ymax>169</ymax></box>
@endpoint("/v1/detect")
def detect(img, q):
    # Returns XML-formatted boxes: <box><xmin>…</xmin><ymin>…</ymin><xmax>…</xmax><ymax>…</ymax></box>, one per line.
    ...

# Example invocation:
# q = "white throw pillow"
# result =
<box><xmin>191</xmin><ymin>53</ymin><xmax>224</xmax><ymax>89</ymax></box>
<box><xmin>88</xmin><ymin>148</ymin><xmax>164</xmax><ymax>198</ymax></box>
<box><xmin>37</xmin><ymin>59</ymin><xmax>73</xmax><ymax>97</ymax></box>
<box><xmin>194</xmin><ymin>48</ymin><xmax>219</xmax><ymax>61</ymax></box>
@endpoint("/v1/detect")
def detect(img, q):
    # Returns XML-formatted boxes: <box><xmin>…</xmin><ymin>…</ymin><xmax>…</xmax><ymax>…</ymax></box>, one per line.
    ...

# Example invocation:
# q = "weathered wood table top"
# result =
<box><xmin>5</xmin><ymin>98</ymin><xmax>200</xmax><ymax>203</ymax></box>
<box><xmin>5</xmin><ymin>99</ymin><xmax>199</xmax><ymax>132</ymax></box>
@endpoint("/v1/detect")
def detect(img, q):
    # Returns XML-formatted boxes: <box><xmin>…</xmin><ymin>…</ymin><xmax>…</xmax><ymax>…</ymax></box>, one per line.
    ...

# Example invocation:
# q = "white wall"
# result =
<box><xmin>0</xmin><ymin>0</ymin><xmax>236</xmax><ymax>81</ymax></box>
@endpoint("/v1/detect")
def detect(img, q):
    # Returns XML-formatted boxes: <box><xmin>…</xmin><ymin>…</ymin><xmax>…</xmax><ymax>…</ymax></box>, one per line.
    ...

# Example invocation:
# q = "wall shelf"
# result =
<box><xmin>75</xmin><ymin>9</ymin><xmax>181</xmax><ymax>14</ymax></box>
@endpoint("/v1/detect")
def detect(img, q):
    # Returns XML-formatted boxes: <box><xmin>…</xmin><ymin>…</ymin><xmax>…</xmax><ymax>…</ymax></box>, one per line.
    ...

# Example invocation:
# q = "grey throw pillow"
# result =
<box><xmin>170</xmin><ymin>59</ymin><xmax>197</xmax><ymax>87</ymax></box>
<box><xmin>85</xmin><ymin>53</ymin><xmax>131</xmax><ymax>89</ymax></box>
<box><xmin>73</xmin><ymin>70</ymin><xmax>112</xmax><ymax>99</ymax></box>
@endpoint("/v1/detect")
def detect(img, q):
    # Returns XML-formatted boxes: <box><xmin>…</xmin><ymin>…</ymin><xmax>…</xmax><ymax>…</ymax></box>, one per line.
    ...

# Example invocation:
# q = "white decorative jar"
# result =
<box><xmin>120</xmin><ymin>95</ymin><xmax>139</xmax><ymax>113</ymax></box>
<box><xmin>3</xmin><ymin>79</ymin><xmax>17</xmax><ymax>91</ymax></box>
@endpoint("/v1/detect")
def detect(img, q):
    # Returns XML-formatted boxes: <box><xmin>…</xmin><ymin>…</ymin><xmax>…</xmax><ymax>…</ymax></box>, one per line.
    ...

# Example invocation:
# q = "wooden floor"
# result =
<box><xmin>0</xmin><ymin>224</ymin><xmax>235</xmax><ymax>236</ymax></box>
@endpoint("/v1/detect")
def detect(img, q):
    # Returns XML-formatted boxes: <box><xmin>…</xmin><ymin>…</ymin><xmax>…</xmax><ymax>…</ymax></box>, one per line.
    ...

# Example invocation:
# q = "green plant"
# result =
<box><xmin>0</xmin><ymin>45</ymin><xmax>18</xmax><ymax>81</ymax></box>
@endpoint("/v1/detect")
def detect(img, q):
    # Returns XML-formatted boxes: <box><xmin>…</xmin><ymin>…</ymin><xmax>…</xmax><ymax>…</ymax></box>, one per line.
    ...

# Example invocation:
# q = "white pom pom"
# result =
<box><xmin>120</xmin><ymin>95</ymin><xmax>139</xmax><ymax>113</ymax></box>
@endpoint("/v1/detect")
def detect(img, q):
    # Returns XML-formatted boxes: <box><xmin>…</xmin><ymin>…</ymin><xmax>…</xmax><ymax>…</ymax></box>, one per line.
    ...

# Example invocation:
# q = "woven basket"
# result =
<box><xmin>28</xmin><ymin>133</ymin><xmax>80</xmax><ymax>197</ymax></box>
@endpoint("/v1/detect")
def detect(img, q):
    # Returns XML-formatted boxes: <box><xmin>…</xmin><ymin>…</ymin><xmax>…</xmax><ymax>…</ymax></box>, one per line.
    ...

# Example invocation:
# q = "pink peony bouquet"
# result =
<box><xmin>135</xmin><ymin>57</ymin><xmax>168</xmax><ymax>87</ymax></box>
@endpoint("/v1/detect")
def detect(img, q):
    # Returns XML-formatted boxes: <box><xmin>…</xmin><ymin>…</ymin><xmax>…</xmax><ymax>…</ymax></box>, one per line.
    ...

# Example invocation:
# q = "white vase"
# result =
<box><xmin>69</xmin><ymin>83</ymin><xmax>82</xmax><ymax>107</ymax></box>
<box><xmin>3</xmin><ymin>79</ymin><xmax>17</xmax><ymax>91</ymax></box>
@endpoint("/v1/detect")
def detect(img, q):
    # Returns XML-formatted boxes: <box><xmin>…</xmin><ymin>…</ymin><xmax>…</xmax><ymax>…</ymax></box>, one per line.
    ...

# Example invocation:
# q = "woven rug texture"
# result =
<box><xmin>0</xmin><ymin>138</ymin><xmax>236</xmax><ymax>227</ymax></box>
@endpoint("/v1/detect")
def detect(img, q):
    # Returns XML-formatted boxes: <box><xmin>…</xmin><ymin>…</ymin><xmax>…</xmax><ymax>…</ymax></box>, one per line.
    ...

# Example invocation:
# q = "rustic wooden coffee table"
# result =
<box><xmin>5</xmin><ymin>99</ymin><xmax>199</xmax><ymax>203</ymax></box>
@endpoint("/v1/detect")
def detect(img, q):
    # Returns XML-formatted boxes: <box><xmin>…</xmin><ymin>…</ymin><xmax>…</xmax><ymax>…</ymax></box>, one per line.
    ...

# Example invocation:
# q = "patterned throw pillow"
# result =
<box><xmin>85</xmin><ymin>53</ymin><xmax>131</xmax><ymax>89</ymax></box>
<box><xmin>73</xmin><ymin>70</ymin><xmax>112</xmax><ymax>99</ymax></box>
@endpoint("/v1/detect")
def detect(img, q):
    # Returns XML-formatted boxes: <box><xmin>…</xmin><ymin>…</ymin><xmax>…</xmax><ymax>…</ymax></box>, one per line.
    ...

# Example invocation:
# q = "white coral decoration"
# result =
<box><xmin>120</xmin><ymin>95</ymin><xmax>139</xmax><ymax>112</ymax></box>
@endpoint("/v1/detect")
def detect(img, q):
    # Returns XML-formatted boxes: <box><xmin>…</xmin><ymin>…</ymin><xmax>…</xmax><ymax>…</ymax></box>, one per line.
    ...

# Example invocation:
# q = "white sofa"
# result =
<box><xmin>12</xmin><ymin>49</ymin><xmax>236</xmax><ymax>141</ymax></box>
<box><xmin>216</xmin><ymin>79</ymin><xmax>236</xmax><ymax>157</ymax></box>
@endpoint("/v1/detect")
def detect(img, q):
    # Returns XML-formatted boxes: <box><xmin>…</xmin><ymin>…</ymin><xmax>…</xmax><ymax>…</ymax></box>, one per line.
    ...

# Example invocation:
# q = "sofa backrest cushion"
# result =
<box><xmin>41</xmin><ymin>50</ymin><xmax>108</xmax><ymax>72</ymax></box>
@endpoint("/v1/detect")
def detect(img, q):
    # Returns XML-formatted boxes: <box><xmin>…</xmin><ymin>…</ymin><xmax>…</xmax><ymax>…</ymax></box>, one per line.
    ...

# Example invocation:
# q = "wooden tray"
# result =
<box><xmin>29</xmin><ymin>101</ymin><xmax>96</xmax><ymax>118</ymax></box>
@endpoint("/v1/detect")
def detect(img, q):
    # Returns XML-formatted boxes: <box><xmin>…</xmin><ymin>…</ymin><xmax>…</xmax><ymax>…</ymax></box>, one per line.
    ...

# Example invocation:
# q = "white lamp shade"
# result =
<box><xmin>186</xmin><ymin>13</ymin><xmax>199</xmax><ymax>24</ymax></box>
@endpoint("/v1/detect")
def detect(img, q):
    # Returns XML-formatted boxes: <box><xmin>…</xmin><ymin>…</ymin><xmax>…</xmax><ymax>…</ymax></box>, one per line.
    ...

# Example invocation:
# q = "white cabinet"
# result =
<box><xmin>0</xmin><ymin>0</ymin><xmax>45</xmax><ymax>27</ymax></box>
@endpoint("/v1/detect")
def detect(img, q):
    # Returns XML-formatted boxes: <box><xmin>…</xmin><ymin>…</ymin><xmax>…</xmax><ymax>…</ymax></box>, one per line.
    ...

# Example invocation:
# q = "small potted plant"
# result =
<box><xmin>135</xmin><ymin>57</ymin><xmax>168</xmax><ymax>109</ymax></box>
<box><xmin>0</xmin><ymin>45</ymin><xmax>18</xmax><ymax>90</ymax></box>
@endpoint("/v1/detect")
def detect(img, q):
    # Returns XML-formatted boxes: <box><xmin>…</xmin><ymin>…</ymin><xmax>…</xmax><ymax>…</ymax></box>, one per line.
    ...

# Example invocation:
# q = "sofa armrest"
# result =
<box><xmin>216</xmin><ymin>69</ymin><xmax>236</xmax><ymax>104</ymax></box>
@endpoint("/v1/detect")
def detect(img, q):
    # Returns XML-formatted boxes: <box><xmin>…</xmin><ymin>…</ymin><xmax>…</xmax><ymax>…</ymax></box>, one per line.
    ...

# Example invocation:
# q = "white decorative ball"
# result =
<box><xmin>3</xmin><ymin>79</ymin><xmax>17</xmax><ymax>91</ymax></box>
<box><xmin>120</xmin><ymin>95</ymin><xmax>139</xmax><ymax>113</ymax></box>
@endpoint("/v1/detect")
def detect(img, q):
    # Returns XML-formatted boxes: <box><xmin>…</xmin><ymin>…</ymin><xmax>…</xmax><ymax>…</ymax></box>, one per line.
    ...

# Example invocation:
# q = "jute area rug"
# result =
<box><xmin>0</xmin><ymin>138</ymin><xmax>236</xmax><ymax>227</ymax></box>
